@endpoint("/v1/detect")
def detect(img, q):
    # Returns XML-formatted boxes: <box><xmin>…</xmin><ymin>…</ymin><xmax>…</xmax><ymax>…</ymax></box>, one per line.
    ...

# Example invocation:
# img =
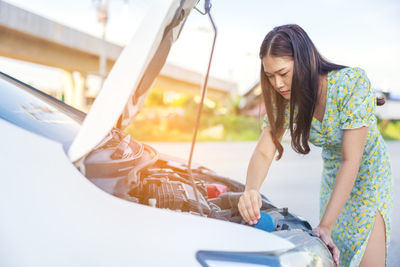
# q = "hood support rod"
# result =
<box><xmin>187</xmin><ymin>0</ymin><xmax>217</xmax><ymax>217</ymax></box>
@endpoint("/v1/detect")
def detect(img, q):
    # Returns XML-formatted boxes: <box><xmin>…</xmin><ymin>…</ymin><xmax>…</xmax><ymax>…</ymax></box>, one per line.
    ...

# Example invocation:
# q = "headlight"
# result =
<box><xmin>274</xmin><ymin>230</ymin><xmax>334</xmax><ymax>267</ymax></box>
<box><xmin>196</xmin><ymin>230</ymin><xmax>334</xmax><ymax>267</ymax></box>
<box><xmin>279</xmin><ymin>250</ymin><xmax>326</xmax><ymax>267</ymax></box>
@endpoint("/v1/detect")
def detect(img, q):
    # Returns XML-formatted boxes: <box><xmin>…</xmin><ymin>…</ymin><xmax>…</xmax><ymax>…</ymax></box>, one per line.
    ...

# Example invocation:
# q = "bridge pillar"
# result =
<box><xmin>62</xmin><ymin>71</ymin><xmax>87</xmax><ymax>111</ymax></box>
<box><xmin>62</xmin><ymin>70</ymin><xmax>74</xmax><ymax>107</ymax></box>
<box><xmin>74</xmin><ymin>72</ymin><xmax>87</xmax><ymax>111</ymax></box>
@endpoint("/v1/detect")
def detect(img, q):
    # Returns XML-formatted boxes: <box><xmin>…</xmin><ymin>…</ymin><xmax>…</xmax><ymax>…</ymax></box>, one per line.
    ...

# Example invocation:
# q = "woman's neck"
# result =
<box><xmin>313</xmin><ymin>74</ymin><xmax>328</xmax><ymax>123</ymax></box>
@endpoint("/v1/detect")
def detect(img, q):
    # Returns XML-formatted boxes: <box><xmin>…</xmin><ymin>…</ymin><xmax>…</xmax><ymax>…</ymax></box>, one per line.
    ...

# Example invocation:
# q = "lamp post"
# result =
<box><xmin>95</xmin><ymin>0</ymin><xmax>108</xmax><ymax>83</ymax></box>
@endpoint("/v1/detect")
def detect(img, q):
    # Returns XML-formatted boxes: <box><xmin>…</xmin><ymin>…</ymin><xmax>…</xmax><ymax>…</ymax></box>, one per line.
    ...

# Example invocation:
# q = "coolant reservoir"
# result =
<box><xmin>205</xmin><ymin>184</ymin><xmax>228</xmax><ymax>199</ymax></box>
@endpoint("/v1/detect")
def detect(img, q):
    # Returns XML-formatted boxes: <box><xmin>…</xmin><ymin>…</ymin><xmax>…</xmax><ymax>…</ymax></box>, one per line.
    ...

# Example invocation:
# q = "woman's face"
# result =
<box><xmin>262</xmin><ymin>55</ymin><xmax>294</xmax><ymax>100</ymax></box>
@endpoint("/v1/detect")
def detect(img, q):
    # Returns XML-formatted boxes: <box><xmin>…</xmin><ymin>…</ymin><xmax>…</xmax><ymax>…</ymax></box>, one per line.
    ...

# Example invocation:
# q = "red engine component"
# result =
<box><xmin>206</xmin><ymin>184</ymin><xmax>228</xmax><ymax>199</ymax></box>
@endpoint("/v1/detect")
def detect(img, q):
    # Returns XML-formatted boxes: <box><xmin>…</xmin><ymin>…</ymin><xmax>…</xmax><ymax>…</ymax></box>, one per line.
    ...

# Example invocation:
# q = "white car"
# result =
<box><xmin>0</xmin><ymin>0</ymin><xmax>334</xmax><ymax>266</ymax></box>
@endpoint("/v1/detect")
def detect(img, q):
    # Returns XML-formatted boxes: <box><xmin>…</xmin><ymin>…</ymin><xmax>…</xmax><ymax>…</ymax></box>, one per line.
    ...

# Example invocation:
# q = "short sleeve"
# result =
<box><xmin>262</xmin><ymin>104</ymin><xmax>290</xmax><ymax>129</ymax></box>
<box><xmin>339</xmin><ymin>68</ymin><xmax>376</xmax><ymax>130</ymax></box>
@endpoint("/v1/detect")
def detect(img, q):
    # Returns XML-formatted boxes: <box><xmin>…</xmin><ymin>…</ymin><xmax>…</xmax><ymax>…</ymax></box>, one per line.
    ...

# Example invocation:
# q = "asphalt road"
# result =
<box><xmin>149</xmin><ymin>140</ymin><xmax>400</xmax><ymax>266</ymax></box>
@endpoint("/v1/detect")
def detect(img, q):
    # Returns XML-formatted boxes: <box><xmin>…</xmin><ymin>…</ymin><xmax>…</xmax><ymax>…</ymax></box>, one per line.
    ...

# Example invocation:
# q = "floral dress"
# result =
<box><xmin>263</xmin><ymin>67</ymin><xmax>394</xmax><ymax>266</ymax></box>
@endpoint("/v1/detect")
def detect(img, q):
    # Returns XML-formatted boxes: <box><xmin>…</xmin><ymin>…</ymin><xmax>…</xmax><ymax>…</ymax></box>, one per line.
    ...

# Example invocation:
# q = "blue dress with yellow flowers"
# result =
<box><xmin>263</xmin><ymin>67</ymin><xmax>394</xmax><ymax>266</ymax></box>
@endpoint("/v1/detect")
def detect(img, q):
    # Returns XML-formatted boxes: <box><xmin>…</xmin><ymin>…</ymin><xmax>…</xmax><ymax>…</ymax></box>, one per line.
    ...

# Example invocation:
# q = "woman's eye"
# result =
<box><xmin>281</xmin><ymin>72</ymin><xmax>288</xmax><ymax>77</ymax></box>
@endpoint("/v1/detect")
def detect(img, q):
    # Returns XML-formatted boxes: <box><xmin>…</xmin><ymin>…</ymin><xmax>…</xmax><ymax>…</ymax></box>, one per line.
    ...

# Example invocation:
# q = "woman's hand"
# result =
<box><xmin>238</xmin><ymin>189</ymin><xmax>262</xmax><ymax>225</ymax></box>
<box><xmin>312</xmin><ymin>225</ymin><xmax>340</xmax><ymax>266</ymax></box>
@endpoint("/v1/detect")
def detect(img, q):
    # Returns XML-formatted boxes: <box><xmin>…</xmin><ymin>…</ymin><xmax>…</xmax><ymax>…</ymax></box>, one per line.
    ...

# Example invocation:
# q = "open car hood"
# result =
<box><xmin>68</xmin><ymin>0</ymin><xmax>198</xmax><ymax>162</ymax></box>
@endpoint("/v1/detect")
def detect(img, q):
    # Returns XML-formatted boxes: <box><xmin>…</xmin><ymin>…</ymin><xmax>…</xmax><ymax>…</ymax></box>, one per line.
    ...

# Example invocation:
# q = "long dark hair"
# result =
<box><xmin>259</xmin><ymin>24</ymin><xmax>346</xmax><ymax>160</ymax></box>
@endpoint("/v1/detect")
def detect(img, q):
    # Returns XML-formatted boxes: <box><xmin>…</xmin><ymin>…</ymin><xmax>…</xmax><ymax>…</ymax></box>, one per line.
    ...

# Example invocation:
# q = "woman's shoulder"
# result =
<box><xmin>329</xmin><ymin>67</ymin><xmax>368</xmax><ymax>85</ymax></box>
<box><xmin>329</xmin><ymin>66</ymin><xmax>374</xmax><ymax>109</ymax></box>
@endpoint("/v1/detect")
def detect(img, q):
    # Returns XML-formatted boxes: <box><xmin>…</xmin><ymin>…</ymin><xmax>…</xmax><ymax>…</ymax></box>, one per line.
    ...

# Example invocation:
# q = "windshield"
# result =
<box><xmin>0</xmin><ymin>72</ymin><xmax>82</xmax><ymax>150</ymax></box>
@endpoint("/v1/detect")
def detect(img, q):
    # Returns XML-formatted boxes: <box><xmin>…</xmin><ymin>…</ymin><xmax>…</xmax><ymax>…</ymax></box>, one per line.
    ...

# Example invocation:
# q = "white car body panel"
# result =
<box><xmin>0</xmin><ymin>119</ymin><xmax>294</xmax><ymax>266</ymax></box>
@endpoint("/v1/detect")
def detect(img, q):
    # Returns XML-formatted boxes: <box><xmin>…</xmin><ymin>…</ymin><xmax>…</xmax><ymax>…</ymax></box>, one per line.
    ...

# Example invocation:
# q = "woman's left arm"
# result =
<box><xmin>313</xmin><ymin>126</ymin><xmax>369</xmax><ymax>265</ymax></box>
<box><xmin>320</xmin><ymin>126</ymin><xmax>368</xmax><ymax>229</ymax></box>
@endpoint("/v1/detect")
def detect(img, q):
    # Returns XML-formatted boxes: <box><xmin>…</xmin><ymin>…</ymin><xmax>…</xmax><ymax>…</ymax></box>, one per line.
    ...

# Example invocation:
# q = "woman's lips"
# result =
<box><xmin>280</xmin><ymin>90</ymin><xmax>290</xmax><ymax>95</ymax></box>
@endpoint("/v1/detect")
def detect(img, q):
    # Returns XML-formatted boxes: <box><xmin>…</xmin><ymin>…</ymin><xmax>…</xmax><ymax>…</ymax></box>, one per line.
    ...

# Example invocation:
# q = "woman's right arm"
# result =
<box><xmin>238</xmin><ymin>126</ymin><xmax>281</xmax><ymax>225</ymax></box>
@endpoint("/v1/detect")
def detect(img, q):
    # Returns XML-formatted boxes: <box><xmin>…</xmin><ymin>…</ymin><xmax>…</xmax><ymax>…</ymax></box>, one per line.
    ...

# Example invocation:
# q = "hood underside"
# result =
<box><xmin>68</xmin><ymin>0</ymin><xmax>198</xmax><ymax>162</ymax></box>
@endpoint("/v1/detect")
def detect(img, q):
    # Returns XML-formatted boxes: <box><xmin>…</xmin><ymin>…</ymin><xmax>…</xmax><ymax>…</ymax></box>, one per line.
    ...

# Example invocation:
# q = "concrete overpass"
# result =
<box><xmin>0</xmin><ymin>1</ymin><xmax>236</xmax><ymax>110</ymax></box>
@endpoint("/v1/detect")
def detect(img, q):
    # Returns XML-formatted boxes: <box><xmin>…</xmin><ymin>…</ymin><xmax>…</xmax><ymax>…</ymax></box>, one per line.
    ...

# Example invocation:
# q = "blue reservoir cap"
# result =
<box><xmin>254</xmin><ymin>211</ymin><xmax>275</xmax><ymax>232</ymax></box>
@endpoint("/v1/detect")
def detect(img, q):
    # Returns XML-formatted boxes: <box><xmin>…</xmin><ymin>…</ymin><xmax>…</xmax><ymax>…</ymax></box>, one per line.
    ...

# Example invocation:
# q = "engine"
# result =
<box><xmin>83</xmin><ymin>129</ymin><xmax>312</xmax><ymax>233</ymax></box>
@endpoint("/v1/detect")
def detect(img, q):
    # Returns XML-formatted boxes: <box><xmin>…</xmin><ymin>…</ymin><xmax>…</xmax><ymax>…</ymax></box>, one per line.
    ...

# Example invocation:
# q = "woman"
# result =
<box><xmin>238</xmin><ymin>24</ymin><xmax>393</xmax><ymax>267</ymax></box>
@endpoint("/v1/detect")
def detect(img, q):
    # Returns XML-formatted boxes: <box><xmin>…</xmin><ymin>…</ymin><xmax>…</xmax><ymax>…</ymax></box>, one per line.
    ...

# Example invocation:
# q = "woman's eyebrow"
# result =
<box><xmin>265</xmin><ymin>67</ymin><xmax>287</xmax><ymax>75</ymax></box>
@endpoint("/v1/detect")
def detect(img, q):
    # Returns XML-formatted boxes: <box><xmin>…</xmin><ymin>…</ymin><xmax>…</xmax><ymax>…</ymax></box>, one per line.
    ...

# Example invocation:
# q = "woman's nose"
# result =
<box><xmin>276</xmin><ymin>77</ymin><xmax>284</xmax><ymax>88</ymax></box>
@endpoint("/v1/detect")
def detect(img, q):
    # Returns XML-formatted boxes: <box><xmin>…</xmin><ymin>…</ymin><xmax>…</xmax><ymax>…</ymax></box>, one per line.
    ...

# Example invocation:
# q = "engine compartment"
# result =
<box><xmin>82</xmin><ymin>129</ymin><xmax>312</xmax><ymax>233</ymax></box>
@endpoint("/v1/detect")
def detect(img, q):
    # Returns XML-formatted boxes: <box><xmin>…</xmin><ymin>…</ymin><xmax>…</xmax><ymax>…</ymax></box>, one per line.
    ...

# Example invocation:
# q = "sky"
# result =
<box><xmin>1</xmin><ymin>0</ymin><xmax>399</xmax><ymax>94</ymax></box>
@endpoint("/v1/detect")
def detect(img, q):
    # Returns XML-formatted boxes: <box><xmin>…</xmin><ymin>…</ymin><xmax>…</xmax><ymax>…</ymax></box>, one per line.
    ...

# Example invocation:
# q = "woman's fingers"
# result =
<box><xmin>238</xmin><ymin>193</ymin><xmax>253</xmax><ymax>223</ymax></box>
<box><xmin>238</xmin><ymin>191</ymin><xmax>261</xmax><ymax>224</ymax></box>
<box><xmin>333</xmin><ymin>246</ymin><xmax>340</xmax><ymax>266</ymax></box>
<box><xmin>244</xmin><ymin>197</ymin><xmax>257</xmax><ymax>223</ymax></box>
<box><xmin>313</xmin><ymin>226</ymin><xmax>339</xmax><ymax>266</ymax></box>
<box><xmin>238</xmin><ymin>200</ymin><xmax>251</xmax><ymax>223</ymax></box>
<box><xmin>251</xmin><ymin>194</ymin><xmax>261</xmax><ymax>220</ymax></box>
<box><xmin>327</xmin><ymin>241</ymin><xmax>340</xmax><ymax>266</ymax></box>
